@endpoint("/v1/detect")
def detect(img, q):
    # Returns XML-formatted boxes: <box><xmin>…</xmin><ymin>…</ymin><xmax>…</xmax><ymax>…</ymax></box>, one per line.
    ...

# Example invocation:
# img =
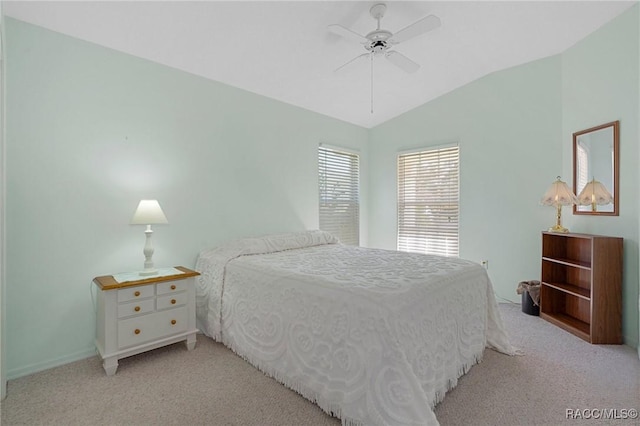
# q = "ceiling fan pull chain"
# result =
<box><xmin>371</xmin><ymin>52</ymin><xmax>374</xmax><ymax>114</ymax></box>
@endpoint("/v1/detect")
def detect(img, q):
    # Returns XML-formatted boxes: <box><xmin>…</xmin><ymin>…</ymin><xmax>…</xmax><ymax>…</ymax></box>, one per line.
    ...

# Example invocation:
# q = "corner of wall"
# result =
<box><xmin>0</xmin><ymin>8</ymin><xmax>7</xmax><ymax>400</ymax></box>
<box><xmin>637</xmin><ymin>1</ymin><xmax>640</xmax><ymax>362</ymax></box>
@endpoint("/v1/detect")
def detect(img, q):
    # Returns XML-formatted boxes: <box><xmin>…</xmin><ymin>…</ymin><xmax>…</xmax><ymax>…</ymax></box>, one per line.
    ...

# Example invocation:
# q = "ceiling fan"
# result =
<box><xmin>328</xmin><ymin>3</ymin><xmax>441</xmax><ymax>74</ymax></box>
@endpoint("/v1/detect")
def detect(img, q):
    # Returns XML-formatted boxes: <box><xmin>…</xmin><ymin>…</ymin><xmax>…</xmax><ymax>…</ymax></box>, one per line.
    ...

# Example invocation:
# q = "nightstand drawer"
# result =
<box><xmin>117</xmin><ymin>307</ymin><xmax>188</xmax><ymax>349</ymax></box>
<box><xmin>157</xmin><ymin>292</ymin><xmax>186</xmax><ymax>310</ymax></box>
<box><xmin>117</xmin><ymin>285</ymin><xmax>154</xmax><ymax>303</ymax></box>
<box><xmin>157</xmin><ymin>280</ymin><xmax>187</xmax><ymax>295</ymax></box>
<box><xmin>117</xmin><ymin>298</ymin><xmax>155</xmax><ymax>318</ymax></box>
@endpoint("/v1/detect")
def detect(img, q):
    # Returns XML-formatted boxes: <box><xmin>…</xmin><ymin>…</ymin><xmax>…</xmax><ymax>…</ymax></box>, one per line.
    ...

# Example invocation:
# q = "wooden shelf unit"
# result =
<box><xmin>540</xmin><ymin>232</ymin><xmax>622</xmax><ymax>344</ymax></box>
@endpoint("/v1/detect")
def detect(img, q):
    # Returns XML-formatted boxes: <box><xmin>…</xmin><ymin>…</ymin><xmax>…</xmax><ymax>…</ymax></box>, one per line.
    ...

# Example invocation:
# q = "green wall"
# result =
<box><xmin>4</xmin><ymin>18</ymin><xmax>369</xmax><ymax>378</ymax></box>
<box><xmin>561</xmin><ymin>5</ymin><xmax>639</xmax><ymax>351</ymax></box>
<box><xmin>369</xmin><ymin>5</ymin><xmax>639</xmax><ymax>347</ymax></box>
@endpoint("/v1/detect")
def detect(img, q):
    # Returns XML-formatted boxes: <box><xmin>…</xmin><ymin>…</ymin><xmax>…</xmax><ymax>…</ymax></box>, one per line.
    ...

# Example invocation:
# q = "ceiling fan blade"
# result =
<box><xmin>327</xmin><ymin>24</ymin><xmax>368</xmax><ymax>44</ymax></box>
<box><xmin>334</xmin><ymin>52</ymin><xmax>370</xmax><ymax>73</ymax></box>
<box><xmin>385</xmin><ymin>51</ymin><xmax>420</xmax><ymax>73</ymax></box>
<box><xmin>388</xmin><ymin>14</ymin><xmax>441</xmax><ymax>44</ymax></box>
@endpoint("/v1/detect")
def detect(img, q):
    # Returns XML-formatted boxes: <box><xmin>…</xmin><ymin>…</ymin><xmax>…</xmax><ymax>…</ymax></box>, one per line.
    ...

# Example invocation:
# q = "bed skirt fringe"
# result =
<box><xmin>221</xmin><ymin>333</ymin><xmax>485</xmax><ymax>425</ymax></box>
<box><xmin>431</xmin><ymin>351</ymin><xmax>484</xmax><ymax>409</ymax></box>
<box><xmin>221</xmin><ymin>335</ymin><xmax>365</xmax><ymax>425</ymax></box>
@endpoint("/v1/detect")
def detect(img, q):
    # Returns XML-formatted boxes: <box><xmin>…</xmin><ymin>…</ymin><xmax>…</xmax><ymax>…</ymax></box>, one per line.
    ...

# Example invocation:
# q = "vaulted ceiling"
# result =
<box><xmin>3</xmin><ymin>1</ymin><xmax>637</xmax><ymax>128</ymax></box>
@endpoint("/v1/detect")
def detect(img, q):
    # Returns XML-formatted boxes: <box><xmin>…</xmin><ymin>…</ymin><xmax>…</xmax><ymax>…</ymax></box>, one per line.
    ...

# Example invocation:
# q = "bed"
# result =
<box><xmin>195</xmin><ymin>230</ymin><xmax>515</xmax><ymax>426</ymax></box>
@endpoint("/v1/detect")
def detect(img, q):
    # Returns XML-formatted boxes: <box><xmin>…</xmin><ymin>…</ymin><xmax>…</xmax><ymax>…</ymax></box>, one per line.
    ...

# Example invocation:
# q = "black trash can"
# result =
<box><xmin>521</xmin><ymin>290</ymin><xmax>539</xmax><ymax>316</ymax></box>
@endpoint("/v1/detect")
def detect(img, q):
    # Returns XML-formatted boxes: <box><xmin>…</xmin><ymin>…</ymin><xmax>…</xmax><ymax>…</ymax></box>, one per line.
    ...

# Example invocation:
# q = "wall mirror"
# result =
<box><xmin>573</xmin><ymin>120</ymin><xmax>619</xmax><ymax>216</ymax></box>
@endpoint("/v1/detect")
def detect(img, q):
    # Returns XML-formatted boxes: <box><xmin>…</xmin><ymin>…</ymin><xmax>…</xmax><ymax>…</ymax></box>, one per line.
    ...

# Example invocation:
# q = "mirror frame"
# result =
<box><xmin>572</xmin><ymin>120</ymin><xmax>619</xmax><ymax>216</ymax></box>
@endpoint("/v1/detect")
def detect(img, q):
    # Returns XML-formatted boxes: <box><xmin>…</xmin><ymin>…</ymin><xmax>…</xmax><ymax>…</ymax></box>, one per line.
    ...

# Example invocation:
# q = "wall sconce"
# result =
<box><xmin>577</xmin><ymin>178</ymin><xmax>613</xmax><ymax>212</ymax></box>
<box><xmin>130</xmin><ymin>200</ymin><xmax>168</xmax><ymax>276</ymax></box>
<box><xmin>541</xmin><ymin>176</ymin><xmax>578</xmax><ymax>233</ymax></box>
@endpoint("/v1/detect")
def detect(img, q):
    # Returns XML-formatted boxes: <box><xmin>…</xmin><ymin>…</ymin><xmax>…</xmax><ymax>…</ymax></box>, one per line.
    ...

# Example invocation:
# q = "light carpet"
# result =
<box><xmin>2</xmin><ymin>303</ymin><xmax>639</xmax><ymax>425</ymax></box>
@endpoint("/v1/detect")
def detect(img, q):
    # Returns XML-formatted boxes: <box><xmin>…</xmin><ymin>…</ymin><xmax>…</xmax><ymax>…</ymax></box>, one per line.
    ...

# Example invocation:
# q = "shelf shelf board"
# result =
<box><xmin>540</xmin><ymin>312</ymin><xmax>590</xmax><ymax>342</ymax></box>
<box><xmin>541</xmin><ymin>281</ymin><xmax>591</xmax><ymax>300</ymax></box>
<box><xmin>542</xmin><ymin>256</ymin><xmax>591</xmax><ymax>270</ymax></box>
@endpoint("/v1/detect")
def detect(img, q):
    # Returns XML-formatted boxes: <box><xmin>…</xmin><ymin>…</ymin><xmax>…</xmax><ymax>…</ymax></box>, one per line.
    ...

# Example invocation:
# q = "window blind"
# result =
<box><xmin>576</xmin><ymin>142</ymin><xmax>589</xmax><ymax>193</ymax></box>
<box><xmin>319</xmin><ymin>145</ymin><xmax>360</xmax><ymax>246</ymax></box>
<box><xmin>397</xmin><ymin>145</ymin><xmax>459</xmax><ymax>257</ymax></box>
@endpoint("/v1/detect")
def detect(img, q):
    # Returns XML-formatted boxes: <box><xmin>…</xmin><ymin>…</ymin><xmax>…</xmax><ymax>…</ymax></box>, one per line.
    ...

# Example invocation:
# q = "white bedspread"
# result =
<box><xmin>195</xmin><ymin>231</ymin><xmax>515</xmax><ymax>426</ymax></box>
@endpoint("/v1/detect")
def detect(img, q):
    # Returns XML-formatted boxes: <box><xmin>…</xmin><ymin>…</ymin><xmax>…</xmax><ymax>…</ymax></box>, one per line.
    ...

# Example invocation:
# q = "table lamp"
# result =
<box><xmin>130</xmin><ymin>200</ymin><xmax>168</xmax><ymax>276</ymax></box>
<box><xmin>541</xmin><ymin>176</ymin><xmax>578</xmax><ymax>233</ymax></box>
<box><xmin>577</xmin><ymin>178</ymin><xmax>613</xmax><ymax>212</ymax></box>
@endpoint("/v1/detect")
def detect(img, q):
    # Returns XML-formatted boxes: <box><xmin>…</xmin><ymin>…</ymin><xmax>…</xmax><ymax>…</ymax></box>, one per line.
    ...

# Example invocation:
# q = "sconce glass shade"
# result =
<box><xmin>577</xmin><ymin>178</ymin><xmax>613</xmax><ymax>212</ymax></box>
<box><xmin>541</xmin><ymin>177</ymin><xmax>578</xmax><ymax>233</ymax></box>
<box><xmin>130</xmin><ymin>200</ymin><xmax>169</xmax><ymax>225</ymax></box>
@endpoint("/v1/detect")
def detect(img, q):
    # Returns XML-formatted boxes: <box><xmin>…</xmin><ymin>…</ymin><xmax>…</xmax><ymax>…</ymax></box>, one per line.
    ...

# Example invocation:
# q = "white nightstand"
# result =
<box><xmin>93</xmin><ymin>266</ymin><xmax>199</xmax><ymax>375</ymax></box>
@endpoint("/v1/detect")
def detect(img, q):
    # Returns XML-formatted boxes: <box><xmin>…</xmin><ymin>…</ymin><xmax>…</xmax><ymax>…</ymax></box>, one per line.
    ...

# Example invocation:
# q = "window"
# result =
<box><xmin>318</xmin><ymin>145</ymin><xmax>360</xmax><ymax>245</ymax></box>
<box><xmin>576</xmin><ymin>142</ymin><xmax>589</xmax><ymax>193</ymax></box>
<box><xmin>397</xmin><ymin>145</ymin><xmax>459</xmax><ymax>257</ymax></box>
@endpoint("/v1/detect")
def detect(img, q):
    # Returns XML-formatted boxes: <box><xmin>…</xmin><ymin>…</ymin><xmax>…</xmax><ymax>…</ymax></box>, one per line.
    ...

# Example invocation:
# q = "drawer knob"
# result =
<box><xmin>134</xmin><ymin>291</ymin><xmax>141</xmax><ymax>297</ymax></box>
<box><xmin>134</xmin><ymin>306</ymin><xmax>141</xmax><ymax>312</ymax></box>
<box><xmin>170</xmin><ymin>285</ymin><xmax>176</xmax><ymax>290</ymax></box>
<box><xmin>171</xmin><ymin>299</ymin><xmax>176</xmax><ymax>305</ymax></box>
<box><xmin>171</xmin><ymin>319</ymin><xmax>177</xmax><ymax>325</ymax></box>
<box><xmin>134</xmin><ymin>329</ymin><xmax>141</xmax><ymax>335</ymax></box>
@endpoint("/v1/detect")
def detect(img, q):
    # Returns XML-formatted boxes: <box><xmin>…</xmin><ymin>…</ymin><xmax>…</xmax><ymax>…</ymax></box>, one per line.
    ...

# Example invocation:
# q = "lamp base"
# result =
<box><xmin>548</xmin><ymin>225</ymin><xmax>570</xmax><ymax>233</ymax></box>
<box><xmin>139</xmin><ymin>269</ymin><xmax>158</xmax><ymax>276</ymax></box>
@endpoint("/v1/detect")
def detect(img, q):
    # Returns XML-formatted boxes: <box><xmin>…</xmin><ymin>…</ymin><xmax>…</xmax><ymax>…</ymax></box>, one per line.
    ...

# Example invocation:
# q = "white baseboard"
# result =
<box><xmin>7</xmin><ymin>347</ymin><xmax>96</xmax><ymax>381</ymax></box>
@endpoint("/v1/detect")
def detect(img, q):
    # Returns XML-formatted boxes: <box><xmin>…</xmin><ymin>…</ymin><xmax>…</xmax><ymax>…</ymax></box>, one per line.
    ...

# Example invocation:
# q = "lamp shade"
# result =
<box><xmin>577</xmin><ymin>179</ymin><xmax>613</xmax><ymax>206</ymax></box>
<box><xmin>130</xmin><ymin>200</ymin><xmax>169</xmax><ymax>225</ymax></box>
<box><xmin>541</xmin><ymin>177</ymin><xmax>578</xmax><ymax>207</ymax></box>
